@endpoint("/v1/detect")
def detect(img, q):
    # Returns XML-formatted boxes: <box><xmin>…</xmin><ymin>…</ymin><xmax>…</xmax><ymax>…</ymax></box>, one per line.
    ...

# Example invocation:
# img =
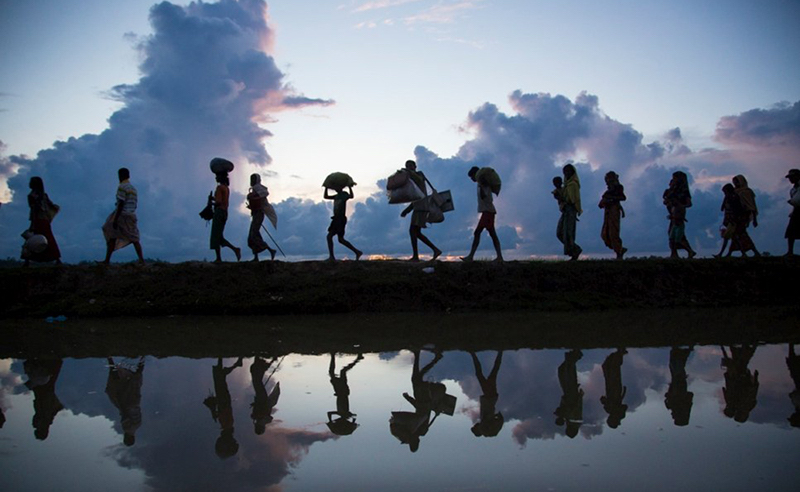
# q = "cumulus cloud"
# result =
<box><xmin>0</xmin><ymin>0</ymin><xmax>331</xmax><ymax>262</ymax></box>
<box><xmin>715</xmin><ymin>101</ymin><xmax>800</xmax><ymax>148</ymax></box>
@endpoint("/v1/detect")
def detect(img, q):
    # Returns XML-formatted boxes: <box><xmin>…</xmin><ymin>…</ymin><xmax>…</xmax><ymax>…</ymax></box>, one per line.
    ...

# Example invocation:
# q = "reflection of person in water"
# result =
<box><xmin>250</xmin><ymin>356</ymin><xmax>281</xmax><ymax>435</ymax></box>
<box><xmin>327</xmin><ymin>352</ymin><xmax>364</xmax><ymax>436</ymax></box>
<box><xmin>470</xmin><ymin>351</ymin><xmax>504</xmax><ymax>437</ymax></box>
<box><xmin>203</xmin><ymin>357</ymin><xmax>243</xmax><ymax>459</ymax></box>
<box><xmin>554</xmin><ymin>349</ymin><xmax>583</xmax><ymax>438</ymax></box>
<box><xmin>720</xmin><ymin>345</ymin><xmax>760</xmax><ymax>423</ymax></box>
<box><xmin>23</xmin><ymin>358</ymin><xmax>64</xmax><ymax>440</ymax></box>
<box><xmin>665</xmin><ymin>347</ymin><xmax>694</xmax><ymax>426</ymax></box>
<box><xmin>787</xmin><ymin>344</ymin><xmax>800</xmax><ymax>428</ymax></box>
<box><xmin>390</xmin><ymin>349</ymin><xmax>445</xmax><ymax>452</ymax></box>
<box><xmin>105</xmin><ymin>356</ymin><xmax>145</xmax><ymax>446</ymax></box>
<box><xmin>600</xmin><ymin>348</ymin><xmax>628</xmax><ymax>429</ymax></box>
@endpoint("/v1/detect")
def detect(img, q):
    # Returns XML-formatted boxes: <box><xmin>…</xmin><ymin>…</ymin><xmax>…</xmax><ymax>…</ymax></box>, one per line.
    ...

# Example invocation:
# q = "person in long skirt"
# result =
<box><xmin>599</xmin><ymin>171</ymin><xmax>627</xmax><ymax>260</ymax></box>
<box><xmin>663</xmin><ymin>171</ymin><xmax>697</xmax><ymax>259</ymax></box>
<box><xmin>557</xmin><ymin>163</ymin><xmax>582</xmax><ymax>261</ymax></box>
<box><xmin>246</xmin><ymin>173</ymin><xmax>276</xmax><ymax>261</ymax></box>
<box><xmin>23</xmin><ymin>176</ymin><xmax>61</xmax><ymax>266</ymax></box>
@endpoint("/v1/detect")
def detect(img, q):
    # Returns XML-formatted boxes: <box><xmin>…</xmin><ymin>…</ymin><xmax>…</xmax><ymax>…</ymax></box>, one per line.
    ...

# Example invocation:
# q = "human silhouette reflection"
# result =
<box><xmin>470</xmin><ymin>351</ymin><xmax>504</xmax><ymax>437</ymax></box>
<box><xmin>203</xmin><ymin>357</ymin><xmax>243</xmax><ymax>459</ymax></box>
<box><xmin>720</xmin><ymin>345</ymin><xmax>760</xmax><ymax>423</ymax></box>
<box><xmin>327</xmin><ymin>352</ymin><xmax>364</xmax><ymax>436</ymax></box>
<box><xmin>554</xmin><ymin>349</ymin><xmax>583</xmax><ymax>438</ymax></box>
<box><xmin>787</xmin><ymin>344</ymin><xmax>800</xmax><ymax>428</ymax></box>
<box><xmin>665</xmin><ymin>347</ymin><xmax>694</xmax><ymax>426</ymax></box>
<box><xmin>600</xmin><ymin>348</ymin><xmax>628</xmax><ymax>429</ymax></box>
<box><xmin>23</xmin><ymin>358</ymin><xmax>64</xmax><ymax>440</ymax></box>
<box><xmin>105</xmin><ymin>356</ymin><xmax>145</xmax><ymax>446</ymax></box>
<box><xmin>390</xmin><ymin>349</ymin><xmax>454</xmax><ymax>452</ymax></box>
<box><xmin>250</xmin><ymin>356</ymin><xmax>281</xmax><ymax>435</ymax></box>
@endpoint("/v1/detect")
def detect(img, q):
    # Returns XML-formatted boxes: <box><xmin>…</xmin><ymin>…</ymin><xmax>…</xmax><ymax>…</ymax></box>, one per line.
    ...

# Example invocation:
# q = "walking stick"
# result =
<box><xmin>261</xmin><ymin>224</ymin><xmax>286</xmax><ymax>258</ymax></box>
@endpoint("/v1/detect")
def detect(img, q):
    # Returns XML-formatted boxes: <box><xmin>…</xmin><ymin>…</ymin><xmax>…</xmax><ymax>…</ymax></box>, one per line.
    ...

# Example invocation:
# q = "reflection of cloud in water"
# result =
<box><xmin>0</xmin><ymin>359</ymin><xmax>24</xmax><ymax>412</ymax></box>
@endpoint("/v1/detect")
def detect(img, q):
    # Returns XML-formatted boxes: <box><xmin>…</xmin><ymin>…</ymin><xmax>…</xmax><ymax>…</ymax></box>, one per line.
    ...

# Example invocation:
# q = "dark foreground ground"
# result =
<box><xmin>1</xmin><ymin>256</ymin><xmax>797</xmax><ymax>318</ymax></box>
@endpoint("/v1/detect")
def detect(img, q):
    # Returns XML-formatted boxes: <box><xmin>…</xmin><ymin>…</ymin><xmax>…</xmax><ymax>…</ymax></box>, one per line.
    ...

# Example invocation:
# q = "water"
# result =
<box><xmin>1</xmin><ymin>315</ymin><xmax>799</xmax><ymax>491</ymax></box>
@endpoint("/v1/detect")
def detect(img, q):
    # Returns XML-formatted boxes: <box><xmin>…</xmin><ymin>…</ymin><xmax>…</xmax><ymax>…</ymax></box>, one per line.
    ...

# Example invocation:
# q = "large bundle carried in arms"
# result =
<box><xmin>322</xmin><ymin>172</ymin><xmax>356</xmax><ymax>191</ymax></box>
<box><xmin>209</xmin><ymin>157</ymin><xmax>235</xmax><ymax>174</ymax></box>
<box><xmin>386</xmin><ymin>169</ymin><xmax>427</xmax><ymax>204</ymax></box>
<box><xmin>475</xmin><ymin>167</ymin><xmax>501</xmax><ymax>195</ymax></box>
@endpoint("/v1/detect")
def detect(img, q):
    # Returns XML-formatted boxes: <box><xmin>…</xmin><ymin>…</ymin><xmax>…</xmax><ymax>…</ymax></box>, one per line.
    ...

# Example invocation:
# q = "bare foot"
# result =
<box><xmin>460</xmin><ymin>256</ymin><xmax>473</xmax><ymax>262</ymax></box>
<box><xmin>234</xmin><ymin>247</ymin><xmax>242</xmax><ymax>262</ymax></box>
<box><xmin>432</xmin><ymin>249</ymin><xmax>442</xmax><ymax>261</ymax></box>
<box><xmin>688</xmin><ymin>250</ymin><xmax>697</xmax><ymax>259</ymax></box>
<box><xmin>355</xmin><ymin>250</ymin><xmax>363</xmax><ymax>261</ymax></box>
<box><xmin>409</xmin><ymin>256</ymin><xmax>420</xmax><ymax>262</ymax></box>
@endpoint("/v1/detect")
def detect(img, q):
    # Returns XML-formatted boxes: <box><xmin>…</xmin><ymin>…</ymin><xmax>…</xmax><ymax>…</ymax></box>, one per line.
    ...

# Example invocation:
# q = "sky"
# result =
<box><xmin>1</xmin><ymin>0</ymin><xmax>799</xmax><ymax>262</ymax></box>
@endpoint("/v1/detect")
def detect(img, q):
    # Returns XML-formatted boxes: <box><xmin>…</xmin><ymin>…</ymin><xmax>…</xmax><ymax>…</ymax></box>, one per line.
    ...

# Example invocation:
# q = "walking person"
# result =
<box><xmin>400</xmin><ymin>160</ymin><xmax>442</xmax><ymax>262</ymax></box>
<box><xmin>101</xmin><ymin>168</ymin><xmax>145</xmax><ymax>264</ymax></box>
<box><xmin>599</xmin><ymin>171</ymin><xmax>627</xmax><ymax>260</ymax></box>
<box><xmin>714</xmin><ymin>184</ymin><xmax>744</xmax><ymax>258</ymax></box>
<box><xmin>556</xmin><ymin>163</ymin><xmax>582</xmax><ymax>261</ymax></box>
<box><xmin>461</xmin><ymin>167</ymin><xmax>503</xmax><ymax>262</ymax></box>
<box><xmin>246</xmin><ymin>173</ymin><xmax>276</xmax><ymax>261</ymax></box>
<box><xmin>105</xmin><ymin>357</ymin><xmax>145</xmax><ymax>446</ymax></box>
<box><xmin>785</xmin><ymin>168</ymin><xmax>800</xmax><ymax>256</ymax></box>
<box><xmin>250</xmin><ymin>356</ymin><xmax>280</xmax><ymax>435</ymax></box>
<box><xmin>23</xmin><ymin>176</ymin><xmax>61</xmax><ymax>266</ymax></box>
<box><xmin>663</xmin><ymin>171</ymin><xmax>697</xmax><ymax>259</ymax></box>
<box><xmin>729</xmin><ymin>174</ymin><xmax>761</xmax><ymax>257</ymax></box>
<box><xmin>326</xmin><ymin>352</ymin><xmax>364</xmax><ymax>435</ymax></box>
<box><xmin>210</xmin><ymin>171</ymin><xmax>241</xmax><ymax>263</ymax></box>
<box><xmin>324</xmin><ymin>184</ymin><xmax>363</xmax><ymax>261</ymax></box>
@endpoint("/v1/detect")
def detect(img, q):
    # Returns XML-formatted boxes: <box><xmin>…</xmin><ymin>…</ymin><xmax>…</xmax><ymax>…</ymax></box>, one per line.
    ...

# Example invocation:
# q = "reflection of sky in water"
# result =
<box><xmin>0</xmin><ymin>345</ymin><xmax>798</xmax><ymax>491</ymax></box>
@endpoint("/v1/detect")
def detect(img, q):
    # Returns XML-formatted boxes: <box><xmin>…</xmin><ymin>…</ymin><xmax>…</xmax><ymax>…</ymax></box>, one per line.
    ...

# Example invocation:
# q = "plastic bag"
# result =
<box><xmin>387</xmin><ymin>179</ymin><xmax>425</xmax><ymax>204</ymax></box>
<box><xmin>386</xmin><ymin>170</ymin><xmax>409</xmax><ymax>190</ymax></box>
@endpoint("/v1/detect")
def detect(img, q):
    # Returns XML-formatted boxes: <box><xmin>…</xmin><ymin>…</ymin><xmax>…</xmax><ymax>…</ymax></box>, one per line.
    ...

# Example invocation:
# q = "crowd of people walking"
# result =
<box><xmin>18</xmin><ymin>160</ymin><xmax>800</xmax><ymax>265</ymax></box>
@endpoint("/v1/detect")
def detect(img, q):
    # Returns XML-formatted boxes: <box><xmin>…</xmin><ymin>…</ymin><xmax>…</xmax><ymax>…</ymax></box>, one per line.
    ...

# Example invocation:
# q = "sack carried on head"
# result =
<box><xmin>476</xmin><ymin>167</ymin><xmax>502</xmax><ymax>195</ymax></box>
<box><xmin>209</xmin><ymin>157</ymin><xmax>235</xmax><ymax>175</ymax></box>
<box><xmin>323</xmin><ymin>172</ymin><xmax>356</xmax><ymax>191</ymax></box>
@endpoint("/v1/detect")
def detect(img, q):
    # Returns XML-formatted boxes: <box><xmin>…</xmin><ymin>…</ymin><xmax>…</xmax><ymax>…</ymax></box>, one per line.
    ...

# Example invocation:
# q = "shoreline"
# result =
<box><xmin>1</xmin><ymin>257</ymin><xmax>797</xmax><ymax>319</ymax></box>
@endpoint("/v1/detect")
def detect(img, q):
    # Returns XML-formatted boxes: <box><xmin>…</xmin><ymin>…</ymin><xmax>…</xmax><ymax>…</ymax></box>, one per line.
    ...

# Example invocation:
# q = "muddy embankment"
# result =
<box><xmin>1</xmin><ymin>258</ymin><xmax>798</xmax><ymax>359</ymax></box>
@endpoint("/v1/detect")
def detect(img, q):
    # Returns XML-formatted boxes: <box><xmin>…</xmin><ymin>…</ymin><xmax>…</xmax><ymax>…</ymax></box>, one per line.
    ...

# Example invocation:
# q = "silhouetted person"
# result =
<box><xmin>325</xmin><ymin>184</ymin><xmax>363</xmax><ymax>261</ymax></box>
<box><xmin>461</xmin><ymin>167</ymin><xmax>503</xmax><ymax>262</ymax></box>
<box><xmin>250</xmin><ymin>356</ymin><xmax>280</xmax><ymax>435</ymax></box>
<box><xmin>203</xmin><ymin>357</ymin><xmax>243</xmax><ymax>459</ymax></box>
<box><xmin>554</xmin><ymin>349</ymin><xmax>583</xmax><ymax>438</ymax></box>
<box><xmin>714</xmin><ymin>184</ymin><xmax>744</xmax><ymax>258</ymax></box>
<box><xmin>786</xmin><ymin>344</ymin><xmax>800</xmax><ymax>428</ymax></box>
<box><xmin>599</xmin><ymin>171</ymin><xmax>627</xmax><ymax>260</ymax></box>
<box><xmin>246</xmin><ymin>174</ymin><xmax>277</xmax><ymax>261</ymax></box>
<box><xmin>785</xmin><ymin>168</ymin><xmax>800</xmax><ymax>256</ymax></box>
<box><xmin>728</xmin><ymin>174</ymin><xmax>761</xmax><ymax>257</ymax></box>
<box><xmin>470</xmin><ymin>351</ymin><xmax>504</xmax><ymax>437</ymax></box>
<box><xmin>102</xmin><ymin>167</ymin><xmax>145</xmax><ymax>264</ymax></box>
<box><xmin>663</xmin><ymin>171</ymin><xmax>697</xmax><ymax>259</ymax></box>
<box><xmin>23</xmin><ymin>358</ymin><xmax>64</xmax><ymax>440</ymax></box>
<box><xmin>665</xmin><ymin>347</ymin><xmax>694</xmax><ymax>426</ymax></box>
<box><xmin>552</xmin><ymin>176</ymin><xmax>565</xmax><ymax>210</ymax></box>
<box><xmin>105</xmin><ymin>356</ymin><xmax>145</xmax><ymax>446</ymax></box>
<box><xmin>390</xmin><ymin>349</ymin><xmax>443</xmax><ymax>452</ymax></box>
<box><xmin>400</xmin><ymin>160</ymin><xmax>442</xmax><ymax>262</ymax></box>
<box><xmin>720</xmin><ymin>345</ymin><xmax>759</xmax><ymax>423</ymax></box>
<box><xmin>600</xmin><ymin>348</ymin><xmax>628</xmax><ymax>429</ymax></box>
<box><xmin>23</xmin><ymin>176</ymin><xmax>61</xmax><ymax>266</ymax></box>
<box><xmin>327</xmin><ymin>353</ymin><xmax>364</xmax><ymax>436</ymax></box>
<box><xmin>210</xmin><ymin>172</ymin><xmax>241</xmax><ymax>263</ymax></box>
<box><xmin>557</xmin><ymin>163</ymin><xmax>582</xmax><ymax>261</ymax></box>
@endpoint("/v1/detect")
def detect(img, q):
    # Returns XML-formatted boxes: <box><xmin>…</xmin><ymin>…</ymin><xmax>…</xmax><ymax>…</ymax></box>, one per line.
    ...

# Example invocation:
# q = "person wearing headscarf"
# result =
<box><xmin>557</xmin><ymin>163</ymin><xmax>582</xmax><ymax>261</ymax></box>
<box><xmin>246</xmin><ymin>173</ymin><xmax>277</xmax><ymax>261</ymax></box>
<box><xmin>23</xmin><ymin>176</ymin><xmax>61</xmax><ymax>266</ymax></box>
<box><xmin>210</xmin><ymin>172</ymin><xmax>241</xmax><ymax>263</ymax></box>
<box><xmin>714</xmin><ymin>184</ymin><xmax>744</xmax><ymax>258</ymax></box>
<box><xmin>728</xmin><ymin>174</ymin><xmax>761</xmax><ymax>257</ymax></box>
<box><xmin>785</xmin><ymin>168</ymin><xmax>800</xmax><ymax>256</ymax></box>
<box><xmin>599</xmin><ymin>171</ymin><xmax>627</xmax><ymax>260</ymax></box>
<box><xmin>662</xmin><ymin>171</ymin><xmax>697</xmax><ymax>259</ymax></box>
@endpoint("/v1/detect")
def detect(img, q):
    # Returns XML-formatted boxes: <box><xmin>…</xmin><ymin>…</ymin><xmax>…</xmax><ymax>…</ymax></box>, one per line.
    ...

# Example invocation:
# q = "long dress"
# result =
<box><xmin>25</xmin><ymin>191</ymin><xmax>61</xmax><ymax>262</ymax></box>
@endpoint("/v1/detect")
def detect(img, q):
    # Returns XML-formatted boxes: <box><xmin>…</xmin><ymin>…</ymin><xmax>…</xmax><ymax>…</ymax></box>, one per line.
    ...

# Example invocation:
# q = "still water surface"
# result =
<box><xmin>1</xmin><ymin>341</ymin><xmax>798</xmax><ymax>491</ymax></box>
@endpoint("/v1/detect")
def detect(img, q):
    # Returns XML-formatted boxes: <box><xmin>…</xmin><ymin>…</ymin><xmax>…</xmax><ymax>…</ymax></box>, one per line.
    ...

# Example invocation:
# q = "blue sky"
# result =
<box><xmin>1</xmin><ymin>0</ymin><xmax>799</xmax><ymax>261</ymax></box>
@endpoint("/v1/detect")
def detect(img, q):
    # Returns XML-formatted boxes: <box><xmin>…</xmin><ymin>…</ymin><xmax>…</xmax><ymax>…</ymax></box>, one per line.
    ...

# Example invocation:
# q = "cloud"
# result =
<box><xmin>0</xmin><ymin>0</ymin><xmax>330</xmax><ymax>262</ymax></box>
<box><xmin>715</xmin><ymin>101</ymin><xmax>800</xmax><ymax>148</ymax></box>
<box><xmin>403</xmin><ymin>1</ymin><xmax>483</xmax><ymax>25</ymax></box>
<box><xmin>353</xmin><ymin>0</ymin><xmax>423</xmax><ymax>13</ymax></box>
